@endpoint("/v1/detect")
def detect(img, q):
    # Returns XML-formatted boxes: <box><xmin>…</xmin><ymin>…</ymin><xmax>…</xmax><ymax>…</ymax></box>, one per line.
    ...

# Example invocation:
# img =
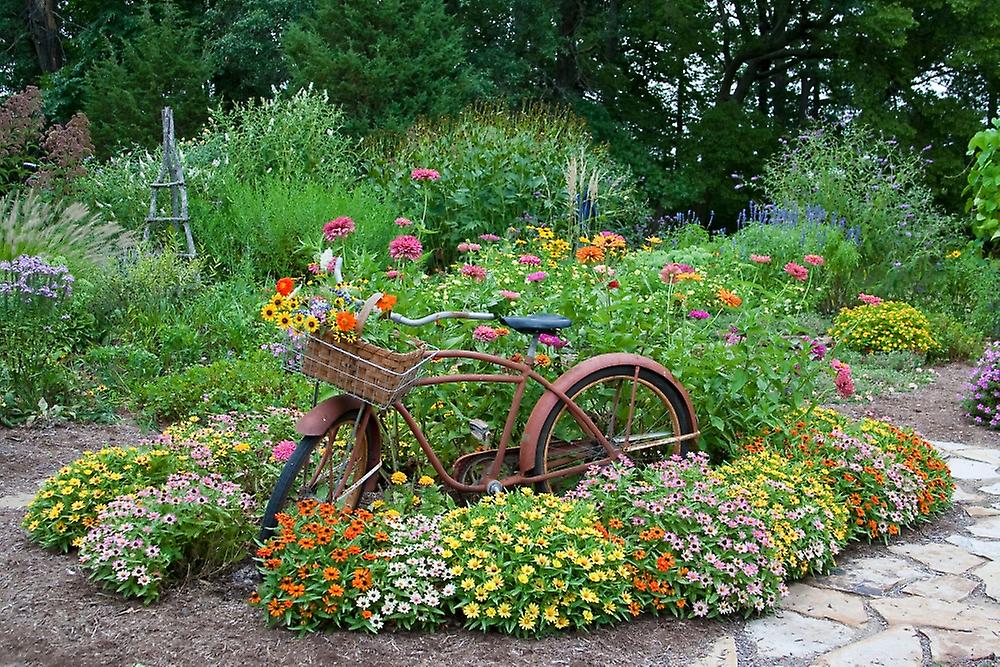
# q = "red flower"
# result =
<box><xmin>607</xmin><ymin>280</ymin><xmax>620</xmax><ymax>289</ymax></box>
<box><xmin>275</xmin><ymin>277</ymin><xmax>295</xmax><ymax>296</ymax></box>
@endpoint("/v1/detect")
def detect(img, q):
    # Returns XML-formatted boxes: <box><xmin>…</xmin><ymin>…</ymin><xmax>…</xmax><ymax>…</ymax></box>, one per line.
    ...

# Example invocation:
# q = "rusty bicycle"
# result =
<box><xmin>259</xmin><ymin>260</ymin><xmax>699</xmax><ymax>537</ymax></box>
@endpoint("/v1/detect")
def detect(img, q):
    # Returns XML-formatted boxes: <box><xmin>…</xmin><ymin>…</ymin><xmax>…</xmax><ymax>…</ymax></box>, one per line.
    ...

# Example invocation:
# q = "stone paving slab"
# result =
<box><xmin>966</xmin><ymin>505</ymin><xmax>1000</xmax><ymax>518</ymax></box>
<box><xmin>692</xmin><ymin>636</ymin><xmax>737</xmax><ymax>667</ymax></box>
<box><xmin>974</xmin><ymin>560</ymin><xmax>1000</xmax><ymax>602</ymax></box>
<box><xmin>888</xmin><ymin>542</ymin><xmax>987</xmax><ymax>574</ymax></box>
<box><xmin>809</xmin><ymin>626</ymin><xmax>923</xmax><ymax>667</ymax></box>
<box><xmin>810</xmin><ymin>556</ymin><xmax>924</xmax><ymax>596</ymax></box>
<box><xmin>968</xmin><ymin>515</ymin><xmax>1000</xmax><ymax>539</ymax></box>
<box><xmin>922</xmin><ymin>627</ymin><xmax>1000</xmax><ymax>663</ymax></box>
<box><xmin>947</xmin><ymin>457</ymin><xmax>1000</xmax><ymax>480</ymax></box>
<box><xmin>929</xmin><ymin>440</ymin><xmax>971</xmax><ymax>452</ymax></box>
<box><xmin>870</xmin><ymin>595</ymin><xmax>1000</xmax><ymax>632</ymax></box>
<box><xmin>744</xmin><ymin>610</ymin><xmax>858</xmax><ymax>661</ymax></box>
<box><xmin>980</xmin><ymin>481</ymin><xmax>1000</xmax><ymax>495</ymax></box>
<box><xmin>780</xmin><ymin>583</ymin><xmax>869</xmax><ymax>627</ymax></box>
<box><xmin>959</xmin><ymin>448</ymin><xmax>1000</xmax><ymax>466</ymax></box>
<box><xmin>953</xmin><ymin>487</ymin><xmax>986</xmax><ymax>503</ymax></box>
<box><xmin>0</xmin><ymin>493</ymin><xmax>34</xmax><ymax>509</ymax></box>
<box><xmin>900</xmin><ymin>573</ymin><xmax>978</xmax><ymax>602</ymax></box>
<box><xmin>946</xmin><ymin>533</ymin><xmax>1000</xmax><ymax>561</ymax></box>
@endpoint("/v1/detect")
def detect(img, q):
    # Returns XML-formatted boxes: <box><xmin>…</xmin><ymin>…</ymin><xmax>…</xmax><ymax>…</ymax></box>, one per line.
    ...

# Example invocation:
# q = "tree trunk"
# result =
<box><xmin>25</xmin><ymin>0</ymin><xmax>62</xmax><ymax>73</ymax></box>
<box><xmin>555</xmin><ymin>0</ymin><xmax>582</xmax><ymax>96</ymax></box>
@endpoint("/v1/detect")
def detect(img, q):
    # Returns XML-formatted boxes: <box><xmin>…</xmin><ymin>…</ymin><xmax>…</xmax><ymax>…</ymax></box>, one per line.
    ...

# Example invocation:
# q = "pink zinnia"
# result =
<box><xmin>323</xmin><ymin>216</ymin><xmax>355</xmax><ymax>240</ymax></box>
<box><xmin>411</xmin><ymin>168</ymin><xmax>441</xmax><ymax>181</ymax></box>
<box><xmin>831</xmin><ymin>359</ymin><xmax>855</xmax><ymax>398</ymax></box>
<box><xmin>750</xmin><ymin>254</ymin><xmax>771</xmax><ymax>264</ymax></box>
<box><xmin>386</xmin><ymin>269</ymin><xmax>401</xmax><ymax>279</ymax></box>
<box><xmin>500</xmin><ymin>290</ymin><xmax>520</xmax><ymax>300</ymax></box>
<box><xmin>858</xmin><ymin>293</ymin><xmax>882</xmax><ymax>306</ymax></box>
<box><xmin>592</xmin><ymin>264</ymin><xmax>616</xmax><ymax>276</ymax></box>
<box><xmin>388</xmin><ymin>235</ymin><xmax>423</xmax><ymax>262</ymax></box>
<box><xmin>472</xmin><ymin>325</ymin><xmax>499</xmax><ymax>343</ymax></box>
<box><xmin>461</xmin><ymin>264</ymin><xmax>487</xmax><ymax>281</ymax></box>
<box><xmin>784</xmin><ymin>261</ymin><xmax>808</xmax><ymax>281</ymax></box>
<box><xmin>525</xmin><ymin>271</ymin><xmax>547</xmax><ymax>283</ymax></box>
<box><xmin>660</xmin><ymin>262</ymin><xmax>694</xmax><ymax>284</ymax></box>
<box><xmin>271</xmin><ymin>440</ymin><xmax>297</xmax><ymax>462</ymax></box>
<box><xmin>480</xmin><ymin>233</ymin><xmax>501</xmax><ymax>241</ymax></box>
<box><xmin>688</xmin><ymin>310</ymin><xmax>710</xmax><ymax>320</ymax></box>
<box><xmin>539</xmin><ymin>333</ymin><xmax>567</xmax><ymax>349</ymax></box>
<box><xmin>803</xmin><ymin>254</ymin><xmax>825</xmax><ymax>266</ymax></box>
<box><xmin>518</xmin><ymin>254</ymin><xmax>541</xmax><ymax>265</ymax></box>
<box><xmin>395</xmin><ymin>217</ymin><xmax>413</xmax><ymax>227</ymax></box>
<box><xmin>458</xmin><ymin>242</ymin><xmax>481</xmax><ymax>253</ymax></box>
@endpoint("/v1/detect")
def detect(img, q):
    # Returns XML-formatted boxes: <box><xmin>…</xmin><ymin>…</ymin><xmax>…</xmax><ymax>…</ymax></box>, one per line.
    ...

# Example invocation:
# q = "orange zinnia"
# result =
<box><xmin>276</xmin><ymin>277</ymin><xmax>295</xmax><ymax>296</ymax></box>
<box><xmin>336</xmin><ymin>311</ymin><xmax>357</xmax><ymax>332</ymax></box>
<box><xmin>575</xmin><ymin>245</ymin><xmax>605</xmax><ymax>263</ymax></box>
<box><xmin>717</xmin><ymin>288</ymin><xmax>742</xmax><ymax>308</ymax></box>
<box><xmin>376</xmin><ymin>293</ymin><xmax>397</xmax><ymax>312</ymax></box>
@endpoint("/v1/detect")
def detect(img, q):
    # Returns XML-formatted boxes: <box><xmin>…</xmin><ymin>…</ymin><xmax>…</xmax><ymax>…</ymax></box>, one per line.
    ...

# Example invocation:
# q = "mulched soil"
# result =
<box><xmin>1</xmin><ymin>361</ymin><xmax>998</xmax><ymax>667</ymax></box>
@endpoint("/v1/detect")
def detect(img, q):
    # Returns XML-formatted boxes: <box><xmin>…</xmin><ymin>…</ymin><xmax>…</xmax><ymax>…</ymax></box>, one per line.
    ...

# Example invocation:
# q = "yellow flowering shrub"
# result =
<box><xmin>832</xmin><ymin>300</ymin><xmax>939</xmax><ymax>354</ymax></box>
<box><xmin>440</xmin><ymin>488</ymin><xmax>632</xmax><ymax>636</ymax></box>
<box><xmin>712</xmin><ymin>451</ymin><xmax>849</xmax><ymax>577</ymax></box>
<box><xmin>22</xmin><ymin>447</ymin><xmax>183</xmax><ymax>552</ymax></box>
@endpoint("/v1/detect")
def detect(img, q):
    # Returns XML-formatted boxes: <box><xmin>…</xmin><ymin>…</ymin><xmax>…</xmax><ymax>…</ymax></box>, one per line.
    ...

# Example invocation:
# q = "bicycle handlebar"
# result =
<box><xmin>332</xmin><ymin>256</ymin><xmax>495</xmax><ymax>328</ymax></box>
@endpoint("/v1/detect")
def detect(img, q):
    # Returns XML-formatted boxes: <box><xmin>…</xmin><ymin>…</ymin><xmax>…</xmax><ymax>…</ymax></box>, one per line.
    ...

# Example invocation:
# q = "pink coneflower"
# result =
<box><xmin>480</xmin><ymin>233</ymin><xmax>501</xmax><ymax>241</ymax></box>
<box><xmin>525</xmin><ymin>271</ymin><xmax>547</xmax><ymax>283</ymax></box>
<box><xmin>394</xmin><ymin>217</ymin><xmax>413</xmax><ymax>227</ymax></box>
<box><xmin>461</xmin><ymin>264</ymin><xmax>487</xmax><ymax>281</ymax></box>
<box><xmin>472</xmin><ymin>325</ymin><xmax>499</xmax><ymax>343</ymax></box>
<box><xmin>271</xmin><ymin>440</ymin><xmax>296</xmax><ymax>462</ymax></box>
<box><xmin>539</xmin><ymin>333</ymin><xmax>567</xmax><ymax>349</ymax></box>
<box><xmin>457</xmin><ymin>242</ymin><xmax>481</xmax><ymax>253</ymax></box>
<box><xmin>784</xmin><ymin>261</ymin><xmax>808</xmax><ymax>281</ymax></box>
<box><xmin>500</xmin><ymin>290</ymin><xmax>520</xmax><ymax>300</ymax></box>
<box><xmin>858</xmin><ymin>293</ymin><xmax>882</xmax><ymax>306</ymax></box>
<box><xmin>803</xmin><ymin>254</ymin><xmax>825</xmax><ymax>266</ymax></box>
<box><xmin>688</xmin><ymin>310</ymin><xmax>710</xmax><ymax>320</ymax></box>
<box><xmin>388</xmin><ymin>235</ymin><xmax>423</xmax><ymax>262</ymax></box>
<box><xmin>411</xmin><ymin>168</ymin><xmax>441</xmax><ymax>181</ymax></box>
<box><xmin>518</xmin><ymin>254</ymin><xmax>541</xmax><ymax>265</ymax></box>
<box><xmin>750</xmin><ymin>254</ymin><xmax>771</xmax><ymax>264</ymax></box>
<box><xmin>323</xmin><ymin>216</ymin><xmax>355</xmax><ymax>240</ymax></box>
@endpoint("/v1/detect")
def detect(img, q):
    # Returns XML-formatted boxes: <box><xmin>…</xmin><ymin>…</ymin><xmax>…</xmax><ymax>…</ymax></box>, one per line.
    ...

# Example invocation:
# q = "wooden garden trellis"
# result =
<box><xmin>144</xmin><ymin>107</ymin><xmax>196</xmax><ymax>258</ymax></box>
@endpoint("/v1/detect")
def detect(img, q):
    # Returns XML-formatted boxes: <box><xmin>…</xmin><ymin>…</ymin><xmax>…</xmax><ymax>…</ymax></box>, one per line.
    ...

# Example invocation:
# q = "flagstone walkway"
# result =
<box><xmin>695</xmin><ymin>439</ymin><xmax>1000</xmax><ymax>666</ymax></box>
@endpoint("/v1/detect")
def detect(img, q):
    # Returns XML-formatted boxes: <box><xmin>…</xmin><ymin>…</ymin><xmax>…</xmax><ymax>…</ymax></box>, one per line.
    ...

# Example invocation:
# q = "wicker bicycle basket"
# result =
<box><xmin>293</xmin><ymin>292</ymin><xmax>433</xmax><ymax>409</ymax></box>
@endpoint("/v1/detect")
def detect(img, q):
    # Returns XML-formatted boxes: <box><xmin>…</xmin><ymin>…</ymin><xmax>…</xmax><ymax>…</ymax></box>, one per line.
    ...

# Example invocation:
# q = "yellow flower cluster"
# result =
<box><xmin>22</xmin><ymin>447</ymin><xmax>181</xmax><ymax>552</ymax></box>
<box><xmin>713</xmin><ymin>451</ymin><xmax>849</xmax><ymax>575</ymax></box>
<box><xmin>260</xmin><ymin>293</ymin><xmax>321</xmax><ymax>334</ymax></box>
<box><xmin>439</xmin><ymin>488</ymin><xmax>631</xmax><ymax>636</ymax></box>
<box><xmin>540</xmin><ymin>238</ymin><xmax>571</xmax><ymax>260</ymax></box>
<box><xmin>832</xmin><ymin>300</ymin><xmax>939</xmax><ymax>355</ymax></box>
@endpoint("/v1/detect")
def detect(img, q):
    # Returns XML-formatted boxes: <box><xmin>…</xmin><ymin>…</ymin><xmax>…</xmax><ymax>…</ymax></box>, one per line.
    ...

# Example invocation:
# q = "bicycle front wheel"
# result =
<box><xmin>534</xmin><ymin>365</ymin><xmax>697</xmax><ymax>495</ymax></box>
<box><xmin>259</xmin><ymin>409</ymin><xmax>377</xmax><ymax>540</ymax></box>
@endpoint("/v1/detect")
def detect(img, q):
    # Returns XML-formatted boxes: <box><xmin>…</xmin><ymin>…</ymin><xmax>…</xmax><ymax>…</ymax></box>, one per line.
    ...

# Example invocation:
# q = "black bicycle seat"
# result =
<box><xmin>499</xmin><ymin>313</ymin><xmax>572</xmax><ymax>335</ymax></box>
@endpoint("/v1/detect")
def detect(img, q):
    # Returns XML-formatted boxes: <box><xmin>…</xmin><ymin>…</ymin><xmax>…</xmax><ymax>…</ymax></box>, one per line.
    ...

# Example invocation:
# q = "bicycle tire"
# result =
<box><xmin>533</xmin><ymin>364</ymin><xmax>697</xmax><ymax>494</ymax></box>
<box><xmin>258</xmin><ymin>410</ymin><xmax>374</xmax><ymax>541</ymax></box>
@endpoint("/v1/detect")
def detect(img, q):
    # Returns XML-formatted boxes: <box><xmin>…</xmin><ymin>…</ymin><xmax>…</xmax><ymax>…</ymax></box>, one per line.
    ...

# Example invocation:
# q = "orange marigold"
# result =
<box><xmin>717</xmin><ymin>288</ymin><xmax>742</xmax><ymax>308</ymax></box>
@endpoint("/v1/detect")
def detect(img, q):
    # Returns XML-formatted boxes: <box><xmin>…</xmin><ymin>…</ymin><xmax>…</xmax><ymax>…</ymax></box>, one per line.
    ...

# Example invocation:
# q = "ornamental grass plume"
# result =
<box><xmin>388</xmin><ymin>235</ymin><xmax>423</xmax><ymax>262</ymax></box>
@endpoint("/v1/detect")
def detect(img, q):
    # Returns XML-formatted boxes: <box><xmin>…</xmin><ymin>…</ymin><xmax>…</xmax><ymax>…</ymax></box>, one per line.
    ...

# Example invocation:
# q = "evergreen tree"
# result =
<box><xmin>283</xmin><ymin>0</ymin><xmax>481</xmax><ymax>135</ymax></box>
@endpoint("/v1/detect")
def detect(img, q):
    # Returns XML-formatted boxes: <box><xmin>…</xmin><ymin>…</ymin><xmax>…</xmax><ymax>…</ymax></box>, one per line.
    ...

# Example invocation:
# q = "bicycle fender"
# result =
<box><xmin>519</xmin><ymin>353</ymin><xmax>697</xmax><ymax>472</ymax></box>
<box><xmin>296</xmin><ymin>394</ymin><xmax>374</xmax><ymax>437</ymax></box>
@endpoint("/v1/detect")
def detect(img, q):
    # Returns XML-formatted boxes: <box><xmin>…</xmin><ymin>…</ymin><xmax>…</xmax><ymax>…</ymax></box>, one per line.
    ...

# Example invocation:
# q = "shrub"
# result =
<box><xmin>253</xmin><ymin>502</ymin><xmax>456</xmax><ymax>633</ymax></box>
<box><xmin>78</xmin><ymin>473</ymin><xmax>255</xmax><ymax>602</ymax></box>
<box><xmin>574</xmin><ymin>455</ymin><xmax>788</xmax><ymax>618</ymax></box>
<box><xmin>712</xmin><ymin>451</ymin><xmax>849</xmax><ymax>577</ymax></box>
<box><xmin>134</xmin><ymin>352</ymin><xmax>312</xmax><ymax>424</ymax></box>
<box><xmin>439</xmin><ymin>488</ymin><xmax>632</xmax><ymax>635</ymax></box>
<box><xmin>832</xmin><ymin>300</ymin><xmax>938</xmax><ymax>355</ymax></box>
<box><xmin>963</xmin><ymin>342</ymin><xmax>1000</xmax><ymax>430</ymax></box>
<box><xmin>22</xmin><ymin>446</ymin><xmax>182</xmax><ymax>552</ymax></box>
<box><xmin>925</xmin><ymin>312</ymin><xmax>984</xmax><ymax>362</ymax></box>
<box><xmin>965</xmin><ymin>119</ymin><xmax>1000</xmax><ymax>250</ymax></box>
<box><xmin>363</xmin><ymin>103</ymin><xmax>645</xmax><ymax>265</ymax></box>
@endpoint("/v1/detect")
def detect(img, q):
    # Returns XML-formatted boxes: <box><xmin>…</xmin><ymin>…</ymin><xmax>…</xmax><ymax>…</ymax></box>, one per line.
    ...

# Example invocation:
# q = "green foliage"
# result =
<box><xmin>0</xmin><ymin>190</ymin><xmax>136</xmax><ymax>276</ymax></box>
<box><xmin>284</xmin><ymin>0</ymin><xmax>480</xmax><ymax>136</ymax></box>
<box><xmin>22</xmin><ymin>446</ymin><xmax>183</xmax><ymax>552</ymax></box>
<box><xmin>134</xmin><ymin>351</ymin><xmax>312</xmax><ymax>424</ymax></box>
<box><xmin>83</xmin><ymin>3</ymin><xmax>211</xmax><ymax>156</ymax></box>
<box><xmin>965</xmin><ymin>119</ymin><xmax>1000</xmax><ymax>249</ymax></box>
<box><xmin>832</xmin><ymin>300</ymin><xmax>938</xmax><ymax>355</ymax></box>
<box><xmin>925</xmin><ymin>312</ymin><xmax>985</xmax><ymax>363</ymax></box>
<box><xmin>964</xmin><ymin>342</ymin><xmax>1000</xmax><ymax>430</ymax></box>
<box><xmin>364</xmin><ymin>103</ymin><xmax>646</xmax><ymax>265</ymax></box>
<box><xmin>79</xmin><ymin>473</ymin><xmax>255</xmax><ymax>602</ymax></box>
<box><xmin>812</xmin><ymin>350</ymin><xmax>935</xmax><ymax>404</ymax></box>
<box><xmin>762</xmin><ymin>122</ymin><xmax>959</xmax><ymax>285</ymax></box>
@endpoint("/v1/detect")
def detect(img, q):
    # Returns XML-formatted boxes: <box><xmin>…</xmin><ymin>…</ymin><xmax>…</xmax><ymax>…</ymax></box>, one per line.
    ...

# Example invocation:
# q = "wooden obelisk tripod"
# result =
<box><xmin>144</xmin><ymin>107</ymin><xmax>196</xmax><ymax>258</ymax></box>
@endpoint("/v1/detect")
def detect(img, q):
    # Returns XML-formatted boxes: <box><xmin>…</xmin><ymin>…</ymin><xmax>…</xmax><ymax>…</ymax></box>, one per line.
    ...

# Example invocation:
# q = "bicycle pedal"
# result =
<box><xmin>469</xmin><ymin>419</ymin><xmax>492</xmax><ymax>443</ymax></box>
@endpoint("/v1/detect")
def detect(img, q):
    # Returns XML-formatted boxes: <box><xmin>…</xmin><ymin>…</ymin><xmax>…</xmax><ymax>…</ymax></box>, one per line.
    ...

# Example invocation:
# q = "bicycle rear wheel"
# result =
<box><xmin>533</xmin><ymin>364</ymin><xmax>697</xmax><ymax>495</ymax></box>
<box><xmin>259</xmin><ymin>409</ymin><xmax>378</xmax><ymax>540</ymax></box>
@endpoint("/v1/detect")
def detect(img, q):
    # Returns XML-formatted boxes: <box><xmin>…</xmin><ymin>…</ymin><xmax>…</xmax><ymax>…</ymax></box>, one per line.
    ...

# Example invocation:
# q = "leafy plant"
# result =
<box><xmin>965</xmin><ymin>119</ymin><xmax>1000</xmax><ymax>249</ymax></box>
<box><xmin>832</xmin><ymin>299</ymin><xmax>938</xmax><ymax>355</ymax></box>
<box><xmin>79</xmin><ymin>473</ymin><xmax>255</xmax><ymax>602</ymax></box>
<box><xmin>963</xmin><ymin>342</ymin><xmax>1000</xmax><ymax>431</ymax></box>
<box><xmin>925</xmin><ymin>312</ymin><xmax>984</xmax><ymax>362</ymax></box>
